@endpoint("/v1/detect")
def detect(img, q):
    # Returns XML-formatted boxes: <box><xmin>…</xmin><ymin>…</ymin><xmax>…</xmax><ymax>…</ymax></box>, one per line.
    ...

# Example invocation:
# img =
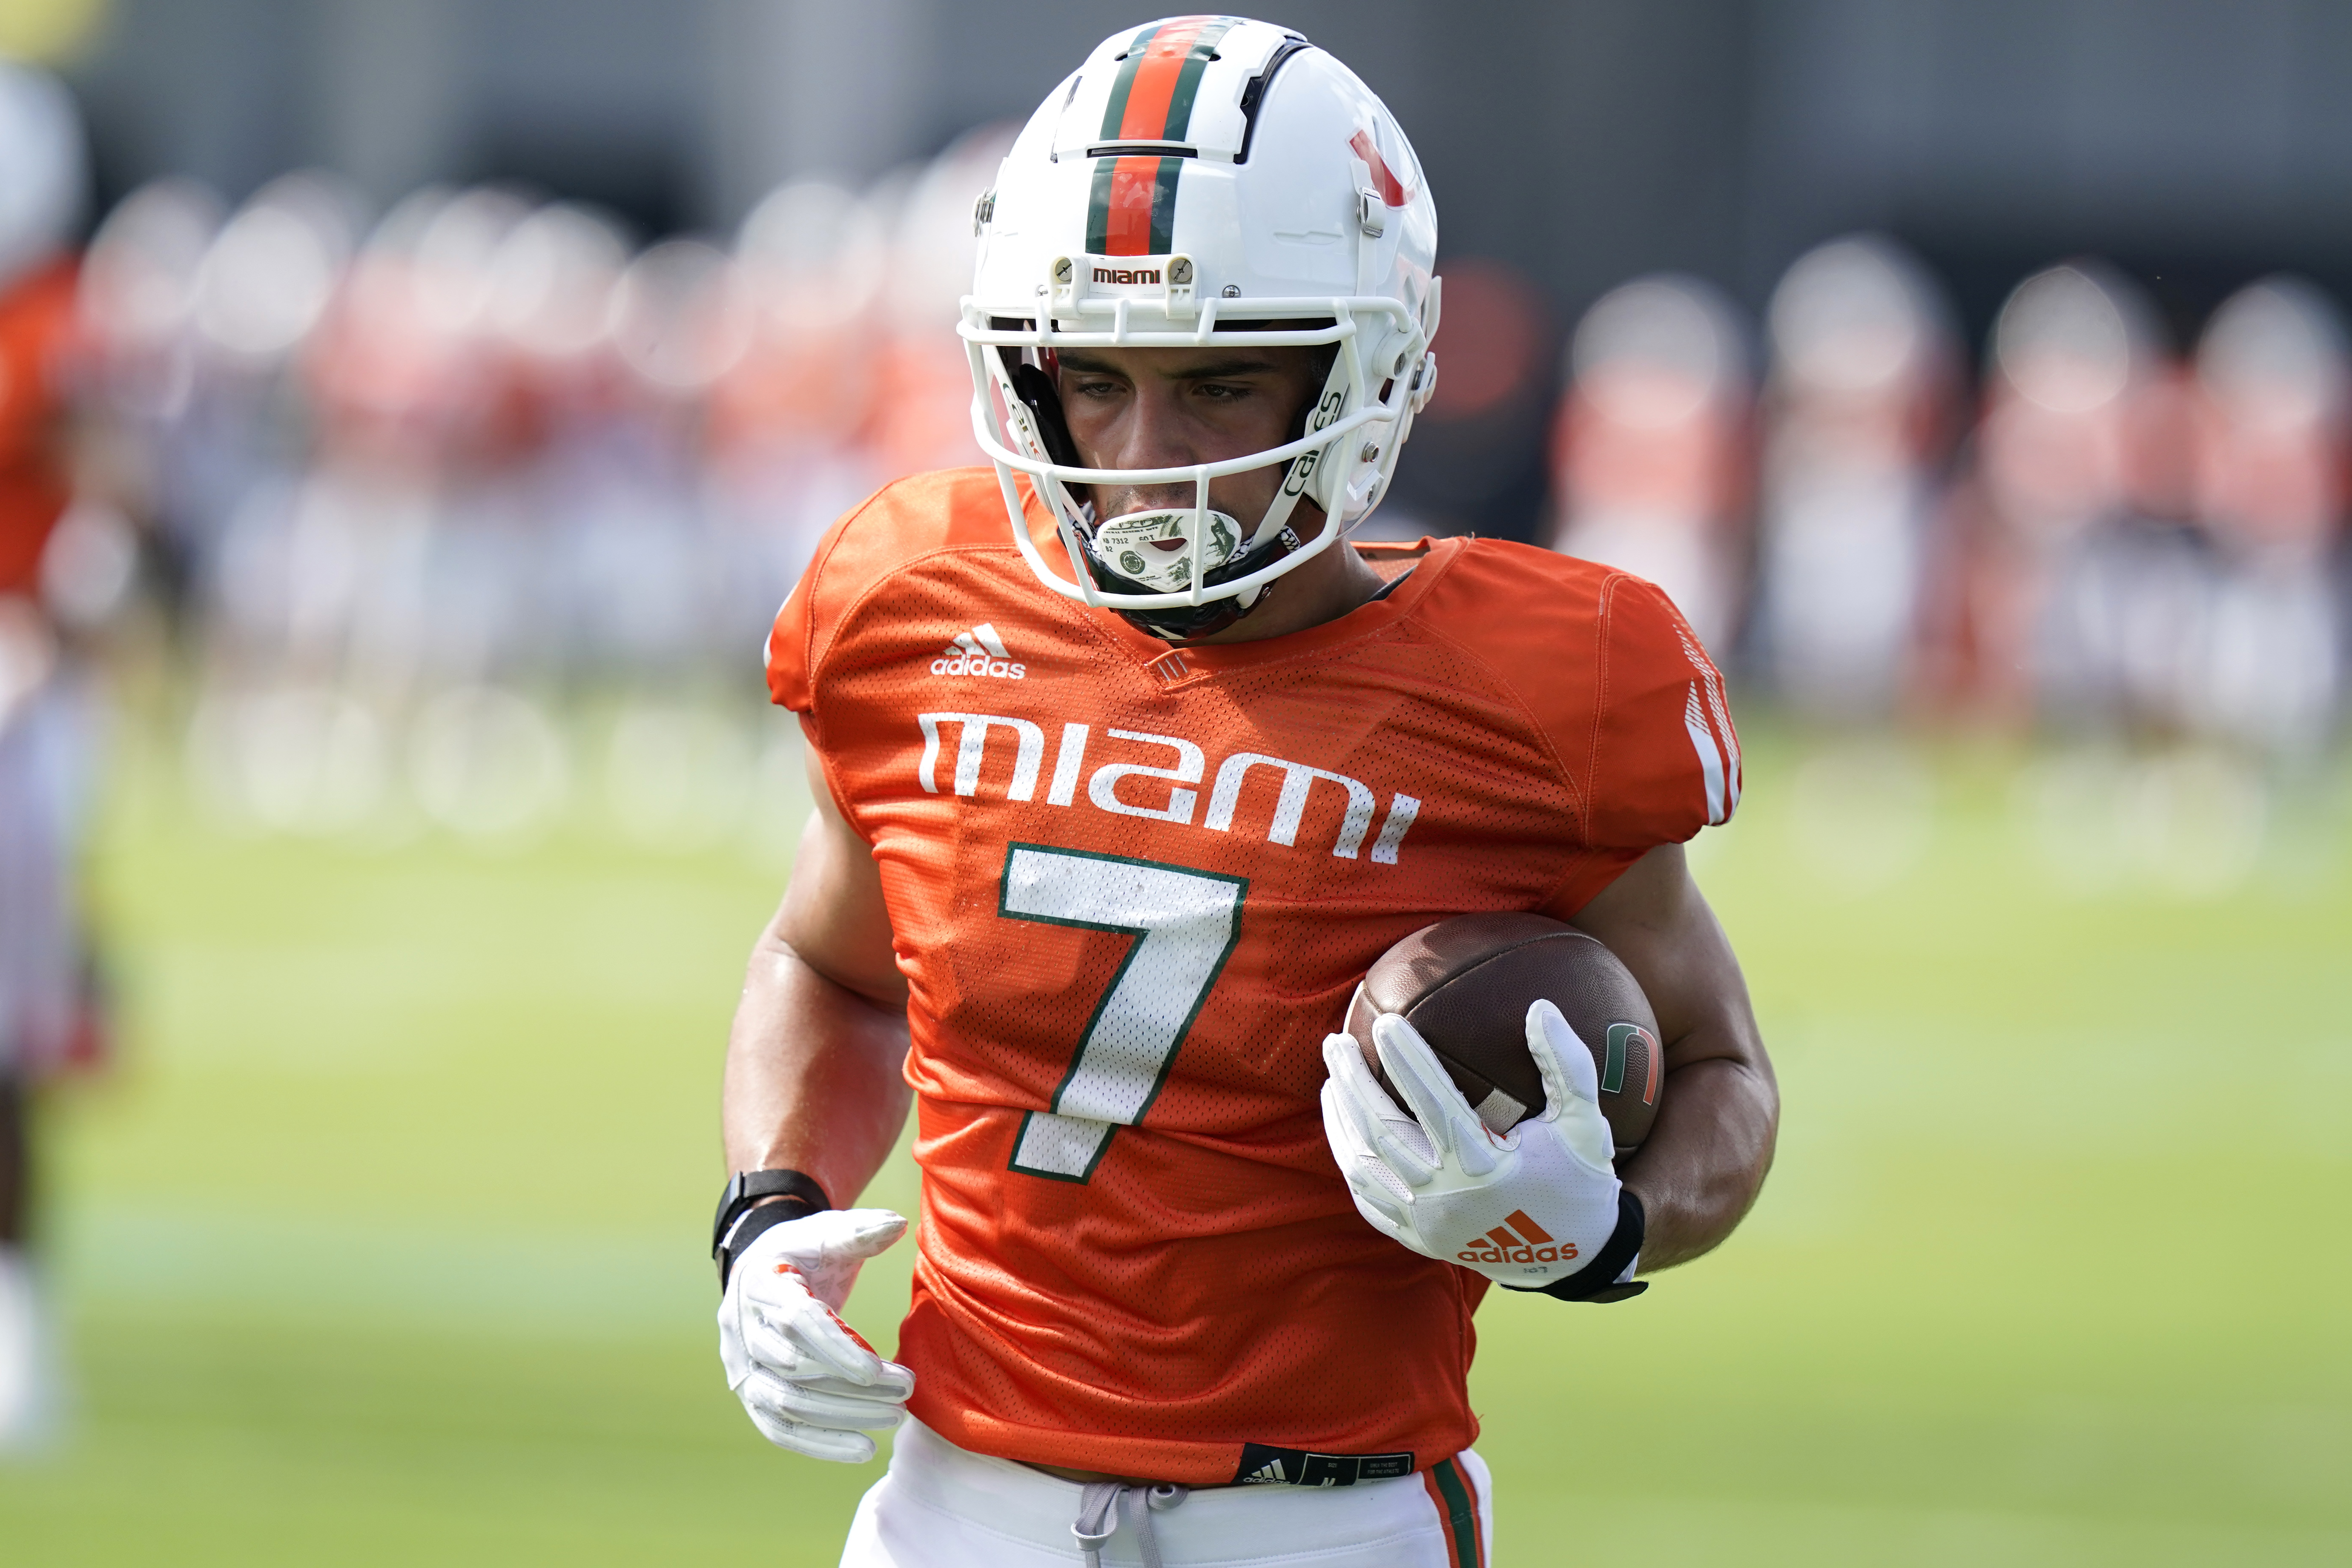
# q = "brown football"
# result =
<box><xmin>1345</xmin><ymin>913</ymin><xmax>1664</xmax><ymax>1155</ymax></box>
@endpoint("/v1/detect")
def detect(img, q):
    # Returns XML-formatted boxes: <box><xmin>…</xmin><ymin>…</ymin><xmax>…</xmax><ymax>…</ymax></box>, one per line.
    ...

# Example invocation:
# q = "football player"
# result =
<box><xmin>716</xmin><ymin>18</ymin><xmax>1778</xmax><ymax>1566</ymax></box>
<box><xmin>0</xmin><ymin>54</ymin><xmax>92</xmax><ymax>1450</ymax></box>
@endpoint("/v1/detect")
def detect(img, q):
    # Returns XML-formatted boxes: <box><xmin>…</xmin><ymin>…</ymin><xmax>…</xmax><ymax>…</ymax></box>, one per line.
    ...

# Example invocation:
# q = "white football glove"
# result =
<box><xmin>1321</xmin><ymin>1000</ymin><xmax>1644</xmax><ymax>1299</ymax></box>
<box><xmin>717</xmin><ymin>1207</ymin><xmax>914</xmax><ymax>1462</ymax></box>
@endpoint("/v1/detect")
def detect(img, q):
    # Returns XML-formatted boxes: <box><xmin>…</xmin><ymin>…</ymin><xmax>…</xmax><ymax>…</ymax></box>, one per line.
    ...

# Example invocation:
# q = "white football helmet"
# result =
<box><xmin>0</xmin><ymin>58</ymin><xmax>86</xmax><ymax>295</ymax></box>
<box><xmin>962</xmin><ymin>16</ymin><xmax>1440</xmax><ymax>639</ymax></box>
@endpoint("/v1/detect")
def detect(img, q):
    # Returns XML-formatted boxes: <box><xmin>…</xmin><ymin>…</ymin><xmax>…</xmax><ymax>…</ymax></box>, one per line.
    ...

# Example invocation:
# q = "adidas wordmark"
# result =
<box><xmin>1456</xmin><ymin>1208</ymin><xmax>1578</xmax><ymax>1268</ymax></box>
<box><xmin>931</xmin><ymin>622</ymin><xmax>1026</xmax><ymax>679</ymax></box>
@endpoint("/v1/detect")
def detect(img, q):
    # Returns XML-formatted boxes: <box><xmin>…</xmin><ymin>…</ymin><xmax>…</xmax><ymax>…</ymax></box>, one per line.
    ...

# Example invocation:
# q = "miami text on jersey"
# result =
<box><xmin>913</xmin><ymin>711</ymin><xmax>1422</xmax><ymax>864</ymax></box>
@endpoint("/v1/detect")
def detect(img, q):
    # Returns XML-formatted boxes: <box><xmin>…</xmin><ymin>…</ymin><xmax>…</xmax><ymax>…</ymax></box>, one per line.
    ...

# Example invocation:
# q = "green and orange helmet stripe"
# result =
<box><xmin>1087</xmin><ymin>156</ymin><xmax>1183</xmax><ymax>256</ymax></box>
<box><xmin>1099</xmin><ymin>14</ymin><xmax>1239</xmax><ymax>143</ymax></box>
<box><xmin>1085</xmin><ymin>15</ymin><xmax>1243</xmax><ymax>257</ymax></box>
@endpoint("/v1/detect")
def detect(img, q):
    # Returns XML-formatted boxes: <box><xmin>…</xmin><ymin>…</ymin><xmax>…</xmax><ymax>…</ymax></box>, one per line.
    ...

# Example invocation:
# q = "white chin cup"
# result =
<box><xmin>1088</xmin><ymin>507</ymin><xmax>1248</xmax><ymax>595</ymax></box>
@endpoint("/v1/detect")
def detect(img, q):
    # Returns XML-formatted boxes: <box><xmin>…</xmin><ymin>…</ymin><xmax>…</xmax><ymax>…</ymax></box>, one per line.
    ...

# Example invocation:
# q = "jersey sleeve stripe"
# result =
<box><xmin>1701</xmin><ymin>665</ymin><xmax>1740</xmax><ymax>812</ymax></box>
<box><xmin>1672</xmin><ymin>620</ymin><xmax>1741</xmax><ymax>813</ymax></box>
<box><xmin>1683</xmin><ymin>683</ymin><xmax>1728</xmax><ymax>826</ymax></box>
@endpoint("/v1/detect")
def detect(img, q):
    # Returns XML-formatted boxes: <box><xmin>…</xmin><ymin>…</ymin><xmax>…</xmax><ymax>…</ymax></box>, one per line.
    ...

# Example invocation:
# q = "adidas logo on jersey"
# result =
<box><xmin>930</xmin><ymin>623</ymin><xmax>1026</xmax><ymax>680</ymax></box>
<box><xmin>1456</xmin><ymin>1208</ymin><xmax>1577</xmax><ymax>1269</ymax></box>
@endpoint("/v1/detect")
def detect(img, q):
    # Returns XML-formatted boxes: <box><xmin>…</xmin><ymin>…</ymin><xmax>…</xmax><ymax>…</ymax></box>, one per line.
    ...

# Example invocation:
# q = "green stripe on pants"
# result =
<box><xmin>1431</xmin><ymin>1458</ymin><xmax>1478</xmax><ymax>1567</ymax></box>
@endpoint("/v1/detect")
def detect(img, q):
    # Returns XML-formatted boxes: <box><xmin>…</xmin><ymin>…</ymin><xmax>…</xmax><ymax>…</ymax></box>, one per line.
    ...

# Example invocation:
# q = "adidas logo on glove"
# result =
<box><xmin>1455</xmin><ymin>1209</ymin><xmax>1578</xmax><ymax>1268</ymax></box>
<box><xmin>930</xmin><ymin>623</ymin><xmax>1026</xmax><ymax>679</ymax></box>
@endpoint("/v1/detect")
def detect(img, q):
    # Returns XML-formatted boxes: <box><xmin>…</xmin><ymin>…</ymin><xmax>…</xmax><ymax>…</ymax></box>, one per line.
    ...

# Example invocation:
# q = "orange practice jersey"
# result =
<box><xmin>766</xmin><ymin>469</ymin><xmax>1741</xmax><ymax>1485</ymax></box>
<box><xmin>0</xmin><ymin>257</ymin><xmax>78</xmax><ymax>596</ymax></box>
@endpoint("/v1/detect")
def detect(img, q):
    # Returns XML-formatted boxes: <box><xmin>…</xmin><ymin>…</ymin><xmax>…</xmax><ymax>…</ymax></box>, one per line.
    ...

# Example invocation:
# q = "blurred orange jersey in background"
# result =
<box><xmin>767</xmin><ymin>468</ymin><xmax>1739</xmax><ymax>1485</ymax></box>
<box><xmin>0</xmin><ymin>257</ymin><xmax>77</xmax><ymax>596</ymax></box>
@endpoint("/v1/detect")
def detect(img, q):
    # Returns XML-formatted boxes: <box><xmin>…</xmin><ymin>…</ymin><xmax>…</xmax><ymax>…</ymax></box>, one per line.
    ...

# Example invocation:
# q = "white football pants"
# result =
<box><xmin>841</xmin><ymin>1416</ymin><xmax>1493</xmax><ymax>1567</ymax></box>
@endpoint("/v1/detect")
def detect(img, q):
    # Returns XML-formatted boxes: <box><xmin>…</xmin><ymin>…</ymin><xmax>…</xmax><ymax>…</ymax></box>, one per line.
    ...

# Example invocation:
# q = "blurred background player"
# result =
<box><xmin>4</xmin><ymin>0</ymin><xmax>2341</xmax><ymax>882</ymax></box>
<box><xmin>2186</xmin><ymin>276</ymin><xmax>2349</xmax><ymax>768</ymax></box>
<box><xmin>70</xmin><ymin>176</ymin><xmax>223</xmax><ymax>635</ymax></box>
<box><xmin>1755</xmin><ymin>235</ymin><xmax>1959</xmax><ymax>723</ymax></box>
<box><xmin>0</xmin><ymin>53</ymin><xmax>105</xmax><ymax>1450</ymax></box>
<box><xmin>1546</xmin><ymin>273</ymin><xmax>1753</xmax><ymax>655</ymax></box>
<box><xmin>37</xmin><ymin>25</ymin><xmax>2332</xmax><ymax>886</ymax></box>
<box><xmin>1938</xmin><ymin>261</ymin><xmax>2165</xmax><ymax>731</ymax></box>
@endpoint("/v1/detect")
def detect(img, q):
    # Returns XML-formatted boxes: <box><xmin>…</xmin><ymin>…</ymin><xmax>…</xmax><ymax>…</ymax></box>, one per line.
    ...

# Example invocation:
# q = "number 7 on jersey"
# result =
<box><xmin>999</xmin><ymin>844</ymin><xmax>1246</xmax><ymax>1181</ymax></box>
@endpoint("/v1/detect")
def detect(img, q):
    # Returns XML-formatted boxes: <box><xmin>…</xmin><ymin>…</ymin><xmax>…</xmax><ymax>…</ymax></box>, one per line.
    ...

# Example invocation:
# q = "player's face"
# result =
<box><xmin>1054</xmin><ymin>344</ymin><xmax>1330</xmax><ymax>533</ymax></box>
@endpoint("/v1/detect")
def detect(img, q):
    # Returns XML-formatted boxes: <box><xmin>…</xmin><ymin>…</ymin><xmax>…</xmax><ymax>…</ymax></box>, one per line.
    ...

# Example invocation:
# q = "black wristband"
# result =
<box><xmin>1500</xmin><ymin>1189</ymin><xmax>1648</xmax><ymax>1304</ymax></box>
<box><xmin>713</xmin><ymin>1168</ymin><xmax>832</xmax><ymax>1289</ymax></box>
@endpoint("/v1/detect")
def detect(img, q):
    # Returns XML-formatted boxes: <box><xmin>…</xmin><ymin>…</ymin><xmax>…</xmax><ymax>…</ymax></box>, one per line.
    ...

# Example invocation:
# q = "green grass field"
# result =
<box><xmin>2</xmin><ymin>722</ymin><xmax>2347</xmax><ymax>1564</ymax></box>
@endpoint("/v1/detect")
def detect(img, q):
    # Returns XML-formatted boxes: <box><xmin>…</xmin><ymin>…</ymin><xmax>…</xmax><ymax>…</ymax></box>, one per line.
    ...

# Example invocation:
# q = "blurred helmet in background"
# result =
<box><xmin>1982</xmin><ymin>260</ymin><xmax>2162</xmax><ymax>536</ymax></box>
<box><xmin>610</xmin><ymin>238</ymin><xmax>752</xmax><ymax>398</ymax></box>
<box><xmin>964</xmin><ymin>16</ymin><xmax>1440</xmax><ymax>640</ymax></box>
<box><xmin>1994</xmin><ymin>262</ymin><xmax>2154</xmax><ymax>417</ymax></box>
<box><xmin>0</xmin><ymin>57</ymin><xmax>85</xmax><ymax>294</ymax></box>
<box><xmin>1549</xmin><ymin>272</ymin><xmax>1751</xmax><ymax>650</ymax></box>
<box><xmin>487</xmin><ymin>201</ymin><xmax>633</xmax><ymax>370</ymax></box>
<box><xmin>409</xmin><ymin>186</ymin><xmax>534</xmax><ymax>341</ymax></box>
<box><xmin>2197</xmin><ymin>276</ymin><xmax>2348</xmax><ymax>426</ymax></box>
<box><xmin>190</xmin><ymin>173</ymin><xmax>364</xmax><ymax>369</ymax></box>
<box><xmin>1768</xmin><ymin>235</ymin><xmax>1951</xmax><ymax>408</ymax></box>
<box><xmin>738</xmin><ymin>181</ymin><xmax>880</xmax><ymax>330</ymax></box>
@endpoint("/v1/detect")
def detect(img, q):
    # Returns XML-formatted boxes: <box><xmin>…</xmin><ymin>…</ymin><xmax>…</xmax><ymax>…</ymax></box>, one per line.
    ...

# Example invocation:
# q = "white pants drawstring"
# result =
<box><xmin>1074</xmin><ymin>1479</ymin><xmax>1190</xmax><ymax>1568</ymax></box>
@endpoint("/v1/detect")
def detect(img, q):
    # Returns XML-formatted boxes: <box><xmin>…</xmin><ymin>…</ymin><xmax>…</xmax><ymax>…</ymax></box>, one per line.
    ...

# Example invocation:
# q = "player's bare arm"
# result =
<box><xmin>721</xmin><ymin>745</ymin><xmax>909</xmax><ymax>1206</ymax></box>
<box><xmin>1567</xmin><ymin>842</ymin><xmax>1777</xmax><ymax>1272</ymax></box>
<box><xmin>711</xmin><ymin>751</ymin><xmax>918</xmax><ymax>1466</ymax></box>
